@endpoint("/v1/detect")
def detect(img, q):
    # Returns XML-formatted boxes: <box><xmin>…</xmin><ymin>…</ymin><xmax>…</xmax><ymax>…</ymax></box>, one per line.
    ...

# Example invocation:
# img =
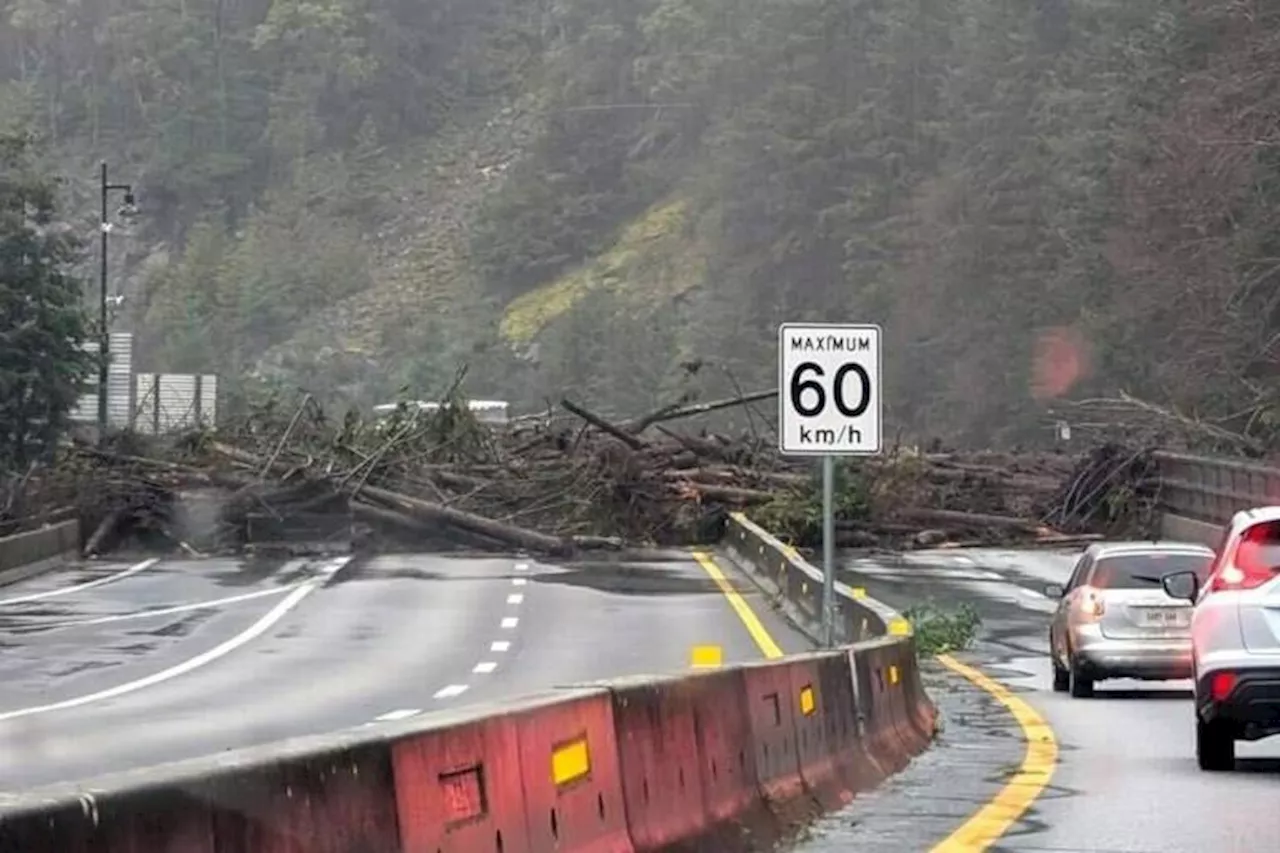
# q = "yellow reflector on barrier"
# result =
<box><xmin>888</xmin><ymin>617</ymin><xmax>912</xmax><ymax>636</ymax></box>
<box><xmin>690</xmin><ymin>645</ymin><xmax>724</xmax><ymax>668</ymax></box>
<box><xmin>851</xmin><ymin>587</ymin><xmax>868</xmax><ymax>599</ymax></box>
<box><xmin>799</xmin><ymin>685</ymin><xmax>816</xmax><ymax>716</ymax></box>
<box><xmin>551</xmin><ymin>737</ymin><xmax>591</xmax><ymax>786</ymax></box>
<box><xmin>889</xmin><ymin>665</ymin><xmax>900</xmax><ymax>685</ymax></box>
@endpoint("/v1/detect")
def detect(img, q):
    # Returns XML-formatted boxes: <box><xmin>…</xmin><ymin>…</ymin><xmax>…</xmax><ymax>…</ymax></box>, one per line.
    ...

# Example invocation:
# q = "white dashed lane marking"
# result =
<box><xmin>429</xmin><ymin>561</ymin><xmax>529</xmax><ymax>702</ymax></box>
<box><xmin>375</xmin><ymin>708</ymin><xmax>420</xmax><ymax>722</ymax></box>
<box><xmin>433</xmin><ymin>684</ymin><xmax>469</xmax><ymax>699</ymax></box>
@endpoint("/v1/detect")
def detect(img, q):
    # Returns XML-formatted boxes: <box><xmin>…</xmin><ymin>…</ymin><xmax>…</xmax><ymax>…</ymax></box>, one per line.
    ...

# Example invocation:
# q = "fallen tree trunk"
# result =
<box><xmin>892</xmin><ymin>507</ymin><xmax>1047</xmax><ymax>534</ymax></box>
<box><xmin>83</xmin><ymin>507</ymin><xmax>126</xmax><ymax>557</ymax></box>
<box><xmin>358</xmin><ymin>485</ymin><xmax>571</xmax><ymax>556</ymax></box>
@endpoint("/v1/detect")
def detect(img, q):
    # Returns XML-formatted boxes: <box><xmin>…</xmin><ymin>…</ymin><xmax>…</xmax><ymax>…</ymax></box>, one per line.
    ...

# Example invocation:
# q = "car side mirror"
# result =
<box><xmin>1162</xmin><ymin>570</ymin><xmax>1199</xmax><ymax>603</ymax></box>
<box><xmin>1044</xmin><ymin>583</ymin><xmax>1065</xmax><ymax>599</ymax></box>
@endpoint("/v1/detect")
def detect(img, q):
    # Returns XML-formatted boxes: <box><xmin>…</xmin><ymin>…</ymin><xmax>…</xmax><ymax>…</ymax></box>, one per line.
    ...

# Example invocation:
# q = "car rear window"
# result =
<box><xmin>1090</xmin><ymin>553</ymin><xmax>1213</xmax><ymax>589</ymax></box>
<box><xmin>1237</xmin><ymin>521</ymin><xmax>1280</xmax><ymax>572</ymax></box>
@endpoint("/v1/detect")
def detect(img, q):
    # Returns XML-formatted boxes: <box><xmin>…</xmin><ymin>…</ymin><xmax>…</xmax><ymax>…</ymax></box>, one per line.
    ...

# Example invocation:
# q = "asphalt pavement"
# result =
<box><xmin>0</xmin><ymin>549</ymin><xmax>810</xmax><ymax>790</ymax></box>
<box><xmin>792</xmin><ymin>547</ymin><xmax>1280</xmax><ymax>852</ymax></box>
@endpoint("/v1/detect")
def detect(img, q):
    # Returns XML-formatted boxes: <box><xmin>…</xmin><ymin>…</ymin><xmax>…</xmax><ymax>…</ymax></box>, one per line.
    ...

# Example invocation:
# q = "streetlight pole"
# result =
<box><xmin>98</xmin><ymin>161</ymin><xmax>134</xmax><ymax>440</ymax></box>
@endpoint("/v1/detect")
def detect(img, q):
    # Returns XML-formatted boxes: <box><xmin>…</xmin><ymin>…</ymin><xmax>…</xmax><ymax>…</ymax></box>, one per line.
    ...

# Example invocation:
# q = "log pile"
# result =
<box><xmin>0</xmin><ymin>390</ymin><xmax>1162</xmax><ymax>557</ymax></box>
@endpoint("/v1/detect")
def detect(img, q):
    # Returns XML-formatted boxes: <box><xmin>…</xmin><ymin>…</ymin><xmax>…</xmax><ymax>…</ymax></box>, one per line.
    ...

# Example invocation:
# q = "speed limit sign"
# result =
<box><xmin>778</xmin><ymin>323</ymin><xmax>882</xmax><ymax>456</ymax></box>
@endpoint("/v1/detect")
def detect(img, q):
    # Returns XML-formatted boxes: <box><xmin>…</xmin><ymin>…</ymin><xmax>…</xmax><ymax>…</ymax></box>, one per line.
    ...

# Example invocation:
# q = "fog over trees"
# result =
<box><xmin>1</xmin><ymin>0</ymin><xmax>1276</xmax><ymax>448</ymax></box>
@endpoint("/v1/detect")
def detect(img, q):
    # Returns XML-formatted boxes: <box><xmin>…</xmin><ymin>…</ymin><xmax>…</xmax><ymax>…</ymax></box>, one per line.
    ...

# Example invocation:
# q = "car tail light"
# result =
<box><xmin>1078</xmin><ymin>587</ymin><xmax>1105</xmax><ymax>619</ymax></box>
<box><xmin>1210</xmin><ymin>671</ymin><xmax>1237</xmax><ymax>701</ymax></box>
<box><xmin>1208</xmin><ymin>562</ymin><xmax>1273</xmax><ymax>593</ymax></box>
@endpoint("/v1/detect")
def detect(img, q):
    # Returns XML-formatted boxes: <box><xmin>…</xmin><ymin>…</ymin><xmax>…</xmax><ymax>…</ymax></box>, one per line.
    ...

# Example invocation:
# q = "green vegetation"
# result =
<box><xmin>902</xmin><ymin>602</ymin><xmax>982</xmax><ymax>655</ymax></box>
<box><xmin>2</xmin><ymin>0</ymin><xmax>1277</xmax><ymax>444</ymax></box>
<box><xmin>754</xmin><ymin>460</ymin><xmax>872</xmax><ymax>546</ymax></box>
<box><xmin>0</xmin><ymin>131</ymin><xmax>95</xmax><ymax>473</ymax></box>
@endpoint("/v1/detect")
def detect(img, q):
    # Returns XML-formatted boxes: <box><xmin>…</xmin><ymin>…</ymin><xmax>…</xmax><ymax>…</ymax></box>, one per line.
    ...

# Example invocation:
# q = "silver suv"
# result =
<box><xmin>1047</xmin><ymin>541</ymin><xmax>1214</xmax><ymax>698</ymax></box>
<box><xmin>1162</xmin><ymin>506</ymin><xmax>1280</xmax><ymax>771</ymax></box>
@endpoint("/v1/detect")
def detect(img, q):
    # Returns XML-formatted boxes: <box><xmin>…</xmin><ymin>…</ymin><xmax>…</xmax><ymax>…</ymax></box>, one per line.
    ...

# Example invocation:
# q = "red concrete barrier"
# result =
<box><xmin>856</xmin><ymin>643</ymin><xmax>913</xmax><ymax>776</ymax></box>
<box><xmin>607</xmin><ymin>676</ymin><xmax>707</xmax><ymax>851</ymax></box>
<box><xmin>0</xmin><ymin>738</ymin><xmax>401</xmax><ymax>853</ymax></box>
<box><xmin>897</xmin><ymin>639</ymin><xmax>938</xmax><ymax>750</ymax></box>
<box><xmin>738</xmin><ymin>659</ymin><xmax>804</xmax><ymax>812</ymax></box>
<box><xmin>512</xmin><ymin>692</ymin><xmax>631</xmax><ymax>853</ymax></box>
<box><xmin>681</xmin><ymin>668</ymin><xmax>773</xmax><ymax>847</ymax></box>
<box><xmin>782</xmin><ymin>652</ymin><xmax>855</xmax><ymax>809</ymax></box>
<box><xmin>392</xmin><ymin>689</ymin><xmax>630</xmax><ymax>853</ymax></box>
<box><xmin>392</xmin><ymin>711</ymin><xmax>528</xmax><ymax>853</ymax></box>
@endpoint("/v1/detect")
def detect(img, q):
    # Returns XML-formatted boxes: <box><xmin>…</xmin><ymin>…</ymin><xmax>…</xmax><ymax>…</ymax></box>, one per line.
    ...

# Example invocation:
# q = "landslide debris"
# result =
<box><xmin>1</xmin><ymin>388</ymin><xmax>1161</xmax><ymax>558</ymax></box>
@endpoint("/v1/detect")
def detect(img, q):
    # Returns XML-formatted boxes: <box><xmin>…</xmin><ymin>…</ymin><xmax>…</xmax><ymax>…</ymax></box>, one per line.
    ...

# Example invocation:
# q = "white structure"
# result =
<box><xmin>134</xmin><ymin>373</ymin><xmax>218</xmax><ymax>434</ymax></box>
<box><xmin>71</xmin><ymin>332</ymin><xmax>134</xmax><ymax>429</ymax></box>
<box><xmin>69</xmin><ymin>336</ymin><xmax>219</xmax><ymax>435</ymax></box>
<box><xmin>372</xmin><ymin>399</ymin><xmax>510</xmax><ymax>426</ymax></box>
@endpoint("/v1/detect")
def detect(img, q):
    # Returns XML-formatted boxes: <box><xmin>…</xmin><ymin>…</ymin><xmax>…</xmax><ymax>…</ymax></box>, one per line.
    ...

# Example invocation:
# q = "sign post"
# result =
<box><xmin>778</xmin><ymin>323</ymin><xmax>883</xmax><ymax>647</ymax></box>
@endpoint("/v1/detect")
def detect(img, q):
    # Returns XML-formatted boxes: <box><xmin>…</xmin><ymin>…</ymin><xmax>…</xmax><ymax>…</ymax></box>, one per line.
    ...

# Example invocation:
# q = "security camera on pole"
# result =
<box><xmin>777</xmin><ymin>323</ymin><xmax>883</xmax><ymax>647</ymax></box>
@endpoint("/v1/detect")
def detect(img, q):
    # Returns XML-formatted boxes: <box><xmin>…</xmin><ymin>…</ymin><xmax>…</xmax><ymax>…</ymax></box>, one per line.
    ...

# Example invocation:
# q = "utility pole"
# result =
<box><xmin>98</xmin><ymin>161</ymin><xmax>135</xmax><ymax>441</ymax></box>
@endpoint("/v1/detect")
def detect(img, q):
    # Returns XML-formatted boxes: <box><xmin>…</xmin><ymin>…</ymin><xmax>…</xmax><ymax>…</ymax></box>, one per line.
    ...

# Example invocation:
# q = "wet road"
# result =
<box><xmin>793</xmin><ymin>547</ymin><xmax>1280</xmax><ymax>853</ymax></box>
<box><xmin>0</xmin><ymin>550</ymin><xmax>809</xmax><ymax>790</ymax></box>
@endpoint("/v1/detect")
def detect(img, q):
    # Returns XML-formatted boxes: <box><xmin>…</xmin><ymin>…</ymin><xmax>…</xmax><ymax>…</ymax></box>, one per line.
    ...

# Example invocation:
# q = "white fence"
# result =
<box><xmin>133</xmin><ymin>373</ymin><xmax>218</xmax><ymax>434</ymax></box>
<box><xmin>69</xmin><ymin>333</ymin><xmax>219</xmax><ymax>434</ymax></box>
<box><xmin>70</xmin><ymin>332</ymin><xmax>134</xmax><ymax>429</ymax></box>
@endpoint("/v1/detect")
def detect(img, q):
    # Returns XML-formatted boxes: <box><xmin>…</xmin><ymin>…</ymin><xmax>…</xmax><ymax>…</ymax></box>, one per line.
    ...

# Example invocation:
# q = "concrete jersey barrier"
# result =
<box><xmin>0</xmin><ymin>515</ymin><xmax>936</xmax><ymax>853</ymax></box>
<box><xmin>0</xmin><ymin>520</ymin><xmax>80</xmax><ymax>587</ymax></box>
<box><xmin>1153</xmin><ymin>451</ymin><xmax>1280</xmax><ymax>546</ymax></box>
<box><xmin>721</xmin><ymin>511</ymin><xmax>910</xmax><ymax>644</ymax></box>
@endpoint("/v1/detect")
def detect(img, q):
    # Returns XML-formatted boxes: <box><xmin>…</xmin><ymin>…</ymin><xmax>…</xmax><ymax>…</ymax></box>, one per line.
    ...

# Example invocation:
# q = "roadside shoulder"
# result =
<box><xmin>787</xmin><ymin>657</ymin><xmax>1033</xmax><ymax>852</ymax></box>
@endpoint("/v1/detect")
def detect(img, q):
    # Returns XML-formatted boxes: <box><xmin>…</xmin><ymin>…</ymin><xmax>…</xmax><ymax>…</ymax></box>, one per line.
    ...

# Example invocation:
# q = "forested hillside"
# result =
<box><xmin>2</xmin><ymin>0</ymin><xmax>1277</xmax><ymax>447</ymax></box>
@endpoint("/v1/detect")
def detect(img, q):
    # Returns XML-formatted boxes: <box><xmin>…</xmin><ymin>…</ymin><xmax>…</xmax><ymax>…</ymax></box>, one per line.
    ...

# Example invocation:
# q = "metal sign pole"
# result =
<box><xmin>822</xmin><ymin>454</ymin><xmax>836</xmax><ymax>647</ymax></box>
<box><xmin>778</xmin><ymin>322</ymin><xmax>882</xmax><ymax>651</ymax></box>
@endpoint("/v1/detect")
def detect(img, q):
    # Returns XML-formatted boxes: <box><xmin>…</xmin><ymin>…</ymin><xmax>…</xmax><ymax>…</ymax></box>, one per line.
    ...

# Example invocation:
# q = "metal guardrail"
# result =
<box><xmin>1154</xmin><ymin>450</ymin><xmax>1280</xmax><ymax>526</ymax></box>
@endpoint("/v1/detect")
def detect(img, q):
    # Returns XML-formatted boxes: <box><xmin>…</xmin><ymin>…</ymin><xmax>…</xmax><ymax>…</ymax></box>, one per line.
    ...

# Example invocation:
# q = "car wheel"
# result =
<box><xmin>1052</xmin><ymin>657</ymin><xmax>1070</xmax><ymax>692</ymax></box>
<box><xmin>1068</xmin><ymin>655</ymin><xmax>1094</xmax><ymax>698</ymax></box>
<box><xmin>1196</xmin><ymin>717</ymin><xmax>1235</xmax><ymax>771</ymax></box>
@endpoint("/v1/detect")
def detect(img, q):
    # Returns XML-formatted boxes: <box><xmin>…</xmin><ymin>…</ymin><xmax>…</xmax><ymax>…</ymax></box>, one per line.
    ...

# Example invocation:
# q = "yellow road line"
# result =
<box><xmin>691</xmin><ymin>551</ymin><xmax>784</xmax><ymax>659</ymax></box>
<box><xmin>929</xmin><ymin>654</ymin><xmax>1058</xmax><ymax>852</ymax></box>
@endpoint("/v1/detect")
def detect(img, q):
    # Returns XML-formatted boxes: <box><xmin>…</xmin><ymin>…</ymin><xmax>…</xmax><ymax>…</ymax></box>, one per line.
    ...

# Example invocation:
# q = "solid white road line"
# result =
<box><xmin>506</xmin><ymin>593</ymin><xmax>524</xmax><ymax>605</ymax></box>
<box><xmin>501</xmin><ymin>617</ymin><xmax>518</xmax><ymax>629</ymax></box>
<box><xmin>0</xmin><ymin>557</ymin><xmax>350</xmax><ymax>722</ymax></box>
<box><xmin>473</xmin><ymin>661</ymin><xmax>497</xmax><ymax>674</ymax></box>
<box><xmin>375</xmin><ymin>708</ymin><xmax>421</xmax><ymax>722</ymax></box>
<box><xmin>433</xmin><ymin>684</ymin><xmax>469</xmax><ymax>699</ymax></box>
<box><xmin>490</xmin><ymin>640</ymin><xmax>511</xmax><ymax>652</ymax></box>
<box><xmin>0</xmin><ymin>558</ymin><xmax>160</xmax><ymax>607</ymax></box>
<box><xmin>22</xmin><ymin>587</ymin><xmax>295</xmax><ymax>632</ymax></box>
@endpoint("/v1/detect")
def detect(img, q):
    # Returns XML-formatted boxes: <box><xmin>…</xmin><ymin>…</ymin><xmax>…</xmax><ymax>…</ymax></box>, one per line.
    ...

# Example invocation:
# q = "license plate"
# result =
<box><xmin>1141</xmin><ymin>608</ymin><xmax>1188</xmax><ymax>628</ymax></box>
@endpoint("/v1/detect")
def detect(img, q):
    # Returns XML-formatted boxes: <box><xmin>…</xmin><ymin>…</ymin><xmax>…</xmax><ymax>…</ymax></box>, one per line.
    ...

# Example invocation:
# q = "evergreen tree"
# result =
<box><xmin>0</xmin><ymin>130</ymin><xmax>95</xmax><ymax>472</ymax></box>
